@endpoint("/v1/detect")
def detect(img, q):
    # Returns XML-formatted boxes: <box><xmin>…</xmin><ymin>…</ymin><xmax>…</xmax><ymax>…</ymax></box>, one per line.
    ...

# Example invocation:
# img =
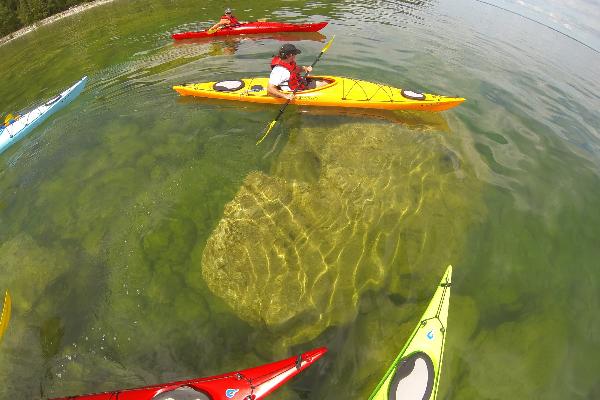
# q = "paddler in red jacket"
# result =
<box><xmin>267</xmin><ymin>43</ymin><xmax>327</xmax><ymax>100</ymax></box>
<box><xmin>208</xmin><ymin>8</ymin><xmax>241</xmax><ymax>32</ymax></box>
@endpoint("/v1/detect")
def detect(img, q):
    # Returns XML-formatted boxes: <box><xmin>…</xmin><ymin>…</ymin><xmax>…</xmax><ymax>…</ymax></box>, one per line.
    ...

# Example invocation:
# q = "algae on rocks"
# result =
<box><xmin>201</xmin><ymin>121</ymin><xmax>484</xmax><ymax>347</ymax></box>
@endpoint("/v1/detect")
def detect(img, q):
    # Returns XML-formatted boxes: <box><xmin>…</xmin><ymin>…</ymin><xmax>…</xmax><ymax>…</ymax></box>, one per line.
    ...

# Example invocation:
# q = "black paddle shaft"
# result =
<box><xmin>274</xmin><ymin>49</ymin><xmax>328</xmax><ymax>116</ymax></box>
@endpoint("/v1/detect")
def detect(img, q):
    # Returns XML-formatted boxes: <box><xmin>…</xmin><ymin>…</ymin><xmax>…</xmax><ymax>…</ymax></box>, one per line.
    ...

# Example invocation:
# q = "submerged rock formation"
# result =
<box><xmin>202</xmin><ymin>121</ymin><xmax>483</xmax><ymax>345</ymax></box>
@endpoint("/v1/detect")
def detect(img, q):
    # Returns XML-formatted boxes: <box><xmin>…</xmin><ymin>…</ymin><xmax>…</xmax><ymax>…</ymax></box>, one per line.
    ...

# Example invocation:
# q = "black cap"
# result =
<box><xmin>279</xmin><ymin>43</ymin><xmax>301</xmax><ymax>56</ymax></box>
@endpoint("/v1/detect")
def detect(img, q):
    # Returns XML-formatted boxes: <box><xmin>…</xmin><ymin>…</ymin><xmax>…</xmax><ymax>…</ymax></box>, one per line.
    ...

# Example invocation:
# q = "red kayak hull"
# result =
<box><xmin>172</xmin><ymin>21</ymin><xmax>328</xmax><ymax>40</ymax></box>
<box><xmin>51</xmin><ymin>347</ymin><xmax>327</xmax><ymax>400</ymax></box>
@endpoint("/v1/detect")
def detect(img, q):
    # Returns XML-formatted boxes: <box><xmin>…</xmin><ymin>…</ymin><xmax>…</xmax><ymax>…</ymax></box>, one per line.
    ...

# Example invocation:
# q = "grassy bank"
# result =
<box><xmin>0</xmin><ymin>0</ymin><xmax>112</xmax><ymax>44</ymax></box>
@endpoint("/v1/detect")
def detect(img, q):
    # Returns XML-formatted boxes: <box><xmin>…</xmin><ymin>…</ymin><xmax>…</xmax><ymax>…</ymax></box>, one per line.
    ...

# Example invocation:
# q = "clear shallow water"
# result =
<box><xmin>484</xmin><ymin>0</ymin><xmax>600</xmax><ymax>52</ymax></box>
<box><xmin>0</xmin><ymin>0</ymin><xmax>599</xmax><ymax>399</ymax></box>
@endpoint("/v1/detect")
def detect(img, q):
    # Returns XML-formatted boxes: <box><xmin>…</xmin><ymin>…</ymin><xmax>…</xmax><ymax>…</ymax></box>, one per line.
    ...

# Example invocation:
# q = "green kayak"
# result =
<box><xmin>369</xmin><ymin>265</ymin><xmax>452</xmax><ymax>400</ymax></box>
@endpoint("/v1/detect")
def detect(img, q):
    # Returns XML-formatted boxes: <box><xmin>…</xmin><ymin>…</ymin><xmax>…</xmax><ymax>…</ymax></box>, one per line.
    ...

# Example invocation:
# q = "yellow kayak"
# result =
<box><xmin>173</xmin><ymin>76</ymin><xmax>465</xmax><ymax>112</ymax></box>
<box><xmin>0</xmin><ymin>290</ymin><xmax>11</xmax><ymax>342</ymax></box>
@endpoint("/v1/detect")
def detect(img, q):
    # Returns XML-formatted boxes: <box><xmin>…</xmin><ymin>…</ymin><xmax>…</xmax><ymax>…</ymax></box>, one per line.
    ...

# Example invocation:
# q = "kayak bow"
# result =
<box><xmin>172</xmin><ymin>21</ymin><xmax>328</xmax><ymax>40</ymax></box>
<box><xmin>51</xmin><ymin>347</ymin><xmax>327</xmax><ymax>400</ymax></box>
<box><xmin>0</xmin><ymin>76</ymin><xmax>87</xmax><ymax>155</ymax></box>
<box><xmin>173</xmin><ymin>77</ymin><xmax>464</xmax><ymax>112</ymax></box>
<box><xmin>369</xmin><ymin>266</ymin><xmax>452</xmax><ymax>400</ymax></box>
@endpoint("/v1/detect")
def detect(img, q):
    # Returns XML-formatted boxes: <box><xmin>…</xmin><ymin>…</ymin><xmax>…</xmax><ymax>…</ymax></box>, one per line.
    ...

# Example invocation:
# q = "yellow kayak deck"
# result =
<box><xmin>173</xmin><ymin>76</ymin><xmax>465</xmax><ymax>112</ymax></box>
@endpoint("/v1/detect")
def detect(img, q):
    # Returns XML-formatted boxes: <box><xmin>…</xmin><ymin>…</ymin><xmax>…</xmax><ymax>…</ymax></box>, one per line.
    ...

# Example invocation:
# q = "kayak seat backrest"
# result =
<box><xmin>151</xmin><ymin>386</ymin><xmax>212</xmax><ymax>400</ymax></box>
<box><xmin>250</xmin><ymin>85</ymin><xmax>264</xmax><ymax>92</ymax></box>
<box><xmin>388</xmin><ymin>352</ymin><xmax>434</xmax><ymax>400</ymax></box>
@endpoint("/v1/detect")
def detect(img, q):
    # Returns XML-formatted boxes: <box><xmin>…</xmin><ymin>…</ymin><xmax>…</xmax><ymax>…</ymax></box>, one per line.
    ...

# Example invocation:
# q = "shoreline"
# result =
<box><xmin>0</xmin><ymin>0</ymin><xmax>115</xmax><ymax>47</ymax></box>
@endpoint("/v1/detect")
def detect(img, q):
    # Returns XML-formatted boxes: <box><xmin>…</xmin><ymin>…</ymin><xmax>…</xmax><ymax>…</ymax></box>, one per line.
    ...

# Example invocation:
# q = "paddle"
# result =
<box><xmin>206</xmin><ymin>26</ymin><xmax>221</xmax><ymax>35</ymax></box>
<box><xmin>0</xmin><ymin>290</ymin><xmax>11</xmax><ymax>342</ymax></box>
<box><xmin>256</xmin><ymin>36</ymin><xmax>335</xmax><ymax>145</ymax></box>
<box><xmin>4</xmin><ymin>114</ymin><xmax>15</xmax><ymax>125</ymax></box>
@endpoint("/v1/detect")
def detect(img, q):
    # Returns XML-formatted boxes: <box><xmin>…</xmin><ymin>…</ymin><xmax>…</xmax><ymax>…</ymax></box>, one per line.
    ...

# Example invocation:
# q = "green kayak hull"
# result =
<box><xmin>369</xmin><ymin>265</ymin><xmax>452</xmax><ymax>400</ymax></box>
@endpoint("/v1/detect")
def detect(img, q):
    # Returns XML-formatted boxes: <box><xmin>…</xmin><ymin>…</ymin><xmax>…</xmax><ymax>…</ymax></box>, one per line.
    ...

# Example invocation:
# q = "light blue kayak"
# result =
<box><xmin>0</xmin><ymin>76</ymin><xmax>88</xmax><ymax>155</ymax></box>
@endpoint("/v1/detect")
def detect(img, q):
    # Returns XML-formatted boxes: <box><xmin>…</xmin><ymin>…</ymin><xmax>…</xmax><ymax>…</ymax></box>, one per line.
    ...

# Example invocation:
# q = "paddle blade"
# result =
<box><xmin>0</xmin><ymin>290</ymin><xmax>11</xmax><ymax>342</ymax></box>
<box><xmin>256</xmin><ymin>120</ymin><xmax>278</xmax><ymax>145</ymax></box>
<box><xmin>207</xmin><ymin>26</ymin><xmax>219</xmax><ymax>34</ymax></box>
<box><xmin>322</xmin><ymin>35</ymin><xmax>335</xmax><ymax>54</ymax></box>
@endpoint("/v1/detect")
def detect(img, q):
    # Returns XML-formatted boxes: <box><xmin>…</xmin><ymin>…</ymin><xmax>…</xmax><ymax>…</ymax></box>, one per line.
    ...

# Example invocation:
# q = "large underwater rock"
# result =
<box><xmin>200</xmin><ymin>120</ymin><xmax>482</xmax><ymax>345</ymax></box>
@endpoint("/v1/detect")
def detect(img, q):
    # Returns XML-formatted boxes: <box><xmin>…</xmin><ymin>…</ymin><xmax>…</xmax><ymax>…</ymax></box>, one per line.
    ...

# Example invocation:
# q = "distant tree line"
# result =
<box><xmin>0</xmin><ymin>0</ymin><xmax>93</xmax><ymax>36</ymax></box>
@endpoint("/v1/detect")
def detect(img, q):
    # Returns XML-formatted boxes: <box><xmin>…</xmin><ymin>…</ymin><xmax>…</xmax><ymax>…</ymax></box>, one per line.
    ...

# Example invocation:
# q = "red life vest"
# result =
<box><xmin>221</xmin><ymin>14</ymin><xmax>240</xmax><ymax>25</ymax></box>
<box><xmin>270</xmin><ymin>56</ymin><xmax>306</xmax><ymax>91</ymax></box>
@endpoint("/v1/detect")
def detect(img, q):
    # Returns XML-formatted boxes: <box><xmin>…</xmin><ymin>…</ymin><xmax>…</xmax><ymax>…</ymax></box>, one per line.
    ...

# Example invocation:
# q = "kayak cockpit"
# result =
<box><xmin>289</xmin><ymin>76</ymin><xmax>336</xmax><ymax>94</ymax></box>
<box><xmin>388</xmin><ymin>352</ymin><xmax>435</xmax><ymax>400</ymax></box>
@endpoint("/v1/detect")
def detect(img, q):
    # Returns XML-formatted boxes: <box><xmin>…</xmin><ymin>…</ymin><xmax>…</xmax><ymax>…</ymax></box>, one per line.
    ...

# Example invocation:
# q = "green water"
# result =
<box><xmin>1</xmin><ymin>0</ymin><xmax>599</xmax><ymax>398</ymax></box>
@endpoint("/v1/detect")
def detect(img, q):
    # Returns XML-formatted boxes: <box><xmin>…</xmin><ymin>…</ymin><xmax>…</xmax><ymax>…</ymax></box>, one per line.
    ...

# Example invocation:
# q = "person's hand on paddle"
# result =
<box><xmin>257</xmin><ymin>37</ymin><xmax>335</xmax><ymax>145</ymax></box>
<box><xmin>208</xmin><ymin>8</ymin><xmax>242</xmax><ymax>33</ymax></box>
<box><xmin>267</xmin><ymin>83</ymin><xmax>296</xmax><ymax>100</ymax></box>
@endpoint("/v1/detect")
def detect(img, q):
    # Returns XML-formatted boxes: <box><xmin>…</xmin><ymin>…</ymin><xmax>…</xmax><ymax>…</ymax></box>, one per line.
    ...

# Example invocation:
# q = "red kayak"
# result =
<box><xmin>51</xmin><ymin>347</ymin><xmax>327</xmax><ymax>400</ymax></box>
<box><xmin>172</xmin><ymin>21</ymin><xmax>328</xmax><ymax>40</ymax></box>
